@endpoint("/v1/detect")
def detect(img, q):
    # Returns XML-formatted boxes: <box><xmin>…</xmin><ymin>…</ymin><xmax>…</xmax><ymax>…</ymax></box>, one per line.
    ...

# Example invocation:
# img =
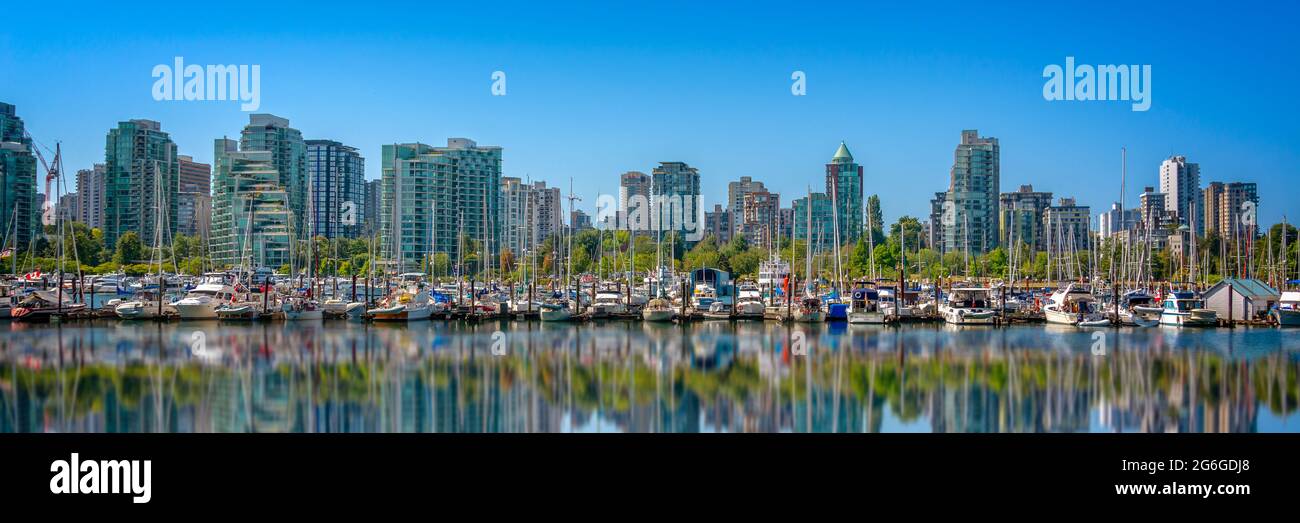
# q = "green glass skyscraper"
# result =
<box><xmin>826</xmin><ymin>142</ymin><xmax>863</xmax><ymax>245</ymax></box>
<box><xmin>241</xmin><ymin>114</ymin><xmax>306</xmax><ymax>240</ymax></box>
<box><xmin>0</xmin><ymin>103</ymin><xmax>38</xmax><ymax>254</ymax></box>
<box><xmin>103</xmin><ymin>119</ymin><xmax>179</xmax><ymax>249</ymax></box>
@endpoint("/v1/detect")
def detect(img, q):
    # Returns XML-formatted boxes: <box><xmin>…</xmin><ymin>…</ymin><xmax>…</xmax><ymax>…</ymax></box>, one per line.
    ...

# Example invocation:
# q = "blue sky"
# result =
<box><xmin>2</xmin><ymin>0</ymin><xmax>1296</xmax><ymax>226</ymax></box>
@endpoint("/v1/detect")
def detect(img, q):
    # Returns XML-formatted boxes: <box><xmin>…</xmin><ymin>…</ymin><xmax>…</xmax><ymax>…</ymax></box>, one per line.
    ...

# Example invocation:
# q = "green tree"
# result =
<box><xmin>113</xmin><ymin>232</ymin><xmax>145</xmax><ymax>265</ymax></box>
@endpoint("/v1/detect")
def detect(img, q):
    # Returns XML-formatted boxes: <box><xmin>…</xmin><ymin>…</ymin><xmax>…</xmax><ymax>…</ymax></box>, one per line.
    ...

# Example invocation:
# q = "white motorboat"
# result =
<box><xmin>172</xmin><ymin>281</ymin><xmax>236</xmax><ymax>320</ymax></box>
<box><xmin>939</xmin><ymin>285</ymin><xmax>998</xmax><ymax>325</ymax></box>
<box><xmin>1159</xmin><ymin>291</ymin><xmax>1218</xmax><ymax>327</ymax></box>
<box><xmin>277</xmin><ymin>297</ymin><xmax>324</xmax><ymax>321</ymax></box>
<box><xmin>1116</xmin><ymin>290</ymin><xmax>1161</xmax><ymax>327</ymax></box>
<box><xmin>1043</xmin><ymin>283</ymin><xmax>1110</xmax><ymax>327</ymax></box>
<box><xmin>367</xmin><ymin>287</ymin><xmax>434</xmax><ymax>321</ymax></box>
<box><xmin>733</xmin><ymin>283</ymin><xmax>766</xmax><ymax>318</ymax></box>
<box><xmin>591</xmin><ymin>290</ymin><xmax>627</xmax><ymax>316</ymax></box>
<box><xmin>115</xmin><ymin>291</ymin><xmax>175</xmax><ymax>320</ymax></box>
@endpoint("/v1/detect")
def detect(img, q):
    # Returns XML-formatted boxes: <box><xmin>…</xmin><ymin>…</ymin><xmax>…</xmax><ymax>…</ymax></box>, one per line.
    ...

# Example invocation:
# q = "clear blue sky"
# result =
<box><xmin>2</xmin><ymin>0</ymin><xmax>1296</xmax><ymax>226</ymax></box>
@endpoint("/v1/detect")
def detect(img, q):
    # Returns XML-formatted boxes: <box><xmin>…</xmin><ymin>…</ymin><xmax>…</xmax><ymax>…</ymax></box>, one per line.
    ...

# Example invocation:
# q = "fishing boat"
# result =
<box><xmin>1158</xmin><ymin>290</ymin><xmax>1218</xmax><ymax>327</ymax></box>
<box><xmin>939</xmin><ymin>285</ymin><xmax>998</xmax><ymax>325</ymax></box>
<box><xmin>173</xmin><ymin>279</ymin><xmax>236</xmax><ymax>320</ymax></box>
<box><xmin>1043</xmin><ymin>283</ymin><xmax>1110</xmax><ymax>327</ymax></box>
<box><xmin>848</xmin><ymin>286</ymin><xmax>885</xmax><ymax>324</ymax></box>
<box><xmin>1275</xmin><ymin>291</ymin><xmax>1300</xmax><ymax>327</ymax></box>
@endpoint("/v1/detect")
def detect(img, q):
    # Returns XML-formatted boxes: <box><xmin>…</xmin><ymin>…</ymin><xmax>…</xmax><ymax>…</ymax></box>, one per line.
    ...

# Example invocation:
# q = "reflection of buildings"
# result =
<box><xmin>0</xmin><ymin>325</ymin><xmax>1288</xmax><ymax>434</ymax></box>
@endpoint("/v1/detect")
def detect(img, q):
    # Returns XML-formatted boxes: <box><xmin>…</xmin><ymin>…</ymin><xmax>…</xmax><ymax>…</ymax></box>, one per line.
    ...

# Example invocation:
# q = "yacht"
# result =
<box><xmin>939</xmin><ymin>285</ymin><xmax>998</xmax><ymax>325</ymax></box>
<box><xmin>1275</xmin><ymin>291</ymin><xmax>1300</xmax><ymax>327</ymax></box>
<box><xmin>1159</xmin><ymin>291</ymin><xmax>1218</xmax><ymax>327</ymax></box>
<box><xmin>368</xmin><ymin>287</ymin><xmax>434</xmax><ymax>321</ymax></box>
<box><xmin>848</xmin><ymin>286</ymin><xmax>885</xmax><ymax>324</ymax></box>
<box><xmin>590</xmin><ymin>290</ymin><xmax>627</xmax><ymax>317</ymax></box>
<box><xmin>733</xmin><ymin>282</ymin><xmax>766</xmax><ymax>318</ymax></box>
<box><xmin>1043</xmin><ymin>283</ymin><xmax>1110</xmax><ymax>327</ymax></box>
<box><xmin>172</xmin><ymin>278</ymin><xmax>236</xmax><ymax>320</ymax></box>
<box><xmin>1116</xmin><ymin>290</ymin><xmax>1161</xmax><ymax>327</ymax></box>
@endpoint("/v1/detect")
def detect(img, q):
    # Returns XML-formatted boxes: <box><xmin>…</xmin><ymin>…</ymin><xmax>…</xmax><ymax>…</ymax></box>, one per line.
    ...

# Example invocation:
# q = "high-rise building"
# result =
<box><xmin>777</xmin><ymin>207</ymin><xmax>794</xmax><ymax>242</ymax></box>
<box><xmin>103</xmin><ymin>119</ymin><xmax>179</xmax><ymax>248</ymax></box>
<box><xmin>826</xmin><ymin>142</ymin><xmax>864</xmax><ymax>245</ymax></box>
<box><xmin>619</xmin><ymin>171</ymin><xmax>652</xmax><ymax>232</ymax></box>
<box><xmin>176</xmin><ymin>155</ymin><xmax>212</xmax><ymax>238</ymax></box>
<box><xmin>75</xmin><ymin>164</ymin><xmax>106</xmax><ymax>229</ymax></box>
<box><xmin>1043</xmin><ymin>197</ymin><xmax>1091</xmax><ymax>253</ymax></box>
<box><xmin>727</xmin><ymin>176</ymin><xmax>766</xmax><ymax>238</ymax></box>
<box><xmin>1159</xmin><ymin>155</ymin><xmax>1201</xmax><ymax>233</ymax></box>
<box><xmin>704</xmin><ymin>204</ymin><xmax>731</xmax><ymax>244</ymax></box>
<box><xmin>650</xmin><ymin>161</ymin><xmax>701</xmax><ymax>236</ymax></box>
<box><xmin>500</xmin><ymin>178</ymin><xmax>562</xmax><ymax>259</ymax></box>
<box><xmin>792</xmin><ymin>192</ymin><xmax>835</xmax><ymax>251</ymax></box>
<box><xmin>998</xmin><ymin>184</ymin><xmax>1053</xmax><ymax>250</ymax></box>
<box><xmin>1202</xmin><ymin>181</ymin><xmax>1258</xmax><ymax>239</ymax></box>
<box><xmin>943</xmin><ymin>130</ymin><xmax>1000</xmax><ymax>255</ymax></box>
<box><xmin>306</xmin><ymin>140</ymin><xmax>365</xmax><ymax>239</ymax></box>
<box><xmin>739</xmin><ymin>188</ymin><xmax>780</xmax><ymax>248</ymax></box>
<box><xmin>364</xmin><ymin>179</ymin><xmax>382</xmax><ymax>235</ymax></box>
<box><xmin>928</xmin><ymin>192</ymin><xmax>948</xmax><ymax>252</ymax></box>
<box><xmin>570</xmin><ymin>209</ymin><xmax>592</xmax><ymax>232</ymax></box>
<box><xmin>0</xmin><ymin>103</ymin><xmax>38</xmax><ymax>252</ymax></box>
<box><xmin>381</xmin><ymin>138</ymin><xmax>502</xmax><ymax>272</ymax></box>
<box><xmin>210</xmin><ymin>138</ymin><xmax>293</xmax><ymax>270</ymax></box>
<box><xmin>240</xmin><ymin>114</ymin><xmax>307</xmax><ymax>239</ymax></box>
<box><xmin>1097</xmin><ymin>202</ymin><xmax>1141</xmax><ymax>239</ymax></box>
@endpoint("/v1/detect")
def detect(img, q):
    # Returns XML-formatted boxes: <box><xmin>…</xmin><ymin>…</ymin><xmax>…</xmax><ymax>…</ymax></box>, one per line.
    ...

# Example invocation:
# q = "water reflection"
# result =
<box><xmin>0</xmin><ymin>320</ymin><xmax>1296</xmax><ymax>433</ymax></box>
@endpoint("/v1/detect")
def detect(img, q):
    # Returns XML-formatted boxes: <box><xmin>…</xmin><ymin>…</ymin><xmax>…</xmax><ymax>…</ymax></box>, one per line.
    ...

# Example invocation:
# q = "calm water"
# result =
<box><xmin>1</xmin><ymin>319</ymin><xmax>1297</xmax><ymax>433</ymax></box>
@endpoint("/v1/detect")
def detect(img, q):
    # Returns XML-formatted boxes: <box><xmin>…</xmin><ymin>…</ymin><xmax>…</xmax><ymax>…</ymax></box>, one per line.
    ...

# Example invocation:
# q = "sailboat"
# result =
<box><xmin>793</xmin><ymin>186</ymin><xmax>824</xmax><ymax>323</ymax></box>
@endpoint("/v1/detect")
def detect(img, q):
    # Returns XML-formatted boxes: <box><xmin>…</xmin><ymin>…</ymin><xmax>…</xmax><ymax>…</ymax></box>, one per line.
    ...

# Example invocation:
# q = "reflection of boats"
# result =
<box><xmin>1159</xmin><ymin>291</ymin><xmax>1218</xmax><ymax>327</ymax></box>
<box><xmin>1273</xmin><ymin>291</ymin><xmax>1300</xmax><ymax>327</ymax></box>
<box><xmin>1044</xmin><ymin>284</ymin><xmax>1110</xmax><ymax>327</ymax></box>
<box><xmin>939</xmin><ymin>285</ymin><xmax>997</xmax><ymax>325</ymax></box>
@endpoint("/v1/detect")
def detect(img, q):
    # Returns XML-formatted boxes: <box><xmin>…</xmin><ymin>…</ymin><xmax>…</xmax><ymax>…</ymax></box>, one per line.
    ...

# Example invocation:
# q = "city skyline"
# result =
<box><xmin>2</xmin><ymin>1</ymin><xmax>1297</xmax><ymax>229</ymax></box>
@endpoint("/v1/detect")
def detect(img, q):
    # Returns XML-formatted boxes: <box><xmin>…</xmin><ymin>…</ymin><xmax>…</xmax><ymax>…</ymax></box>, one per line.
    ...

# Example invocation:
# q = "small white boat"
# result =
<box><xmin>277</xmin><ymin>297</ymin><xmax>323</xmax><ymax>321</ymax></box>
<box><xmin>115</xmin><ymin>291</ymin><xmax>174</xmax><ymax>320</ymax></box>
<box><xmin>591</xmin><ymin>291</ymin><xmax>627</xmax><ymax>316</ymax></box>
<box><xmin>702</xmin><ymin>301</ymin><xmax>732</xmax><ymax>320</ymax></box>
<box><xmin>733</xmin><ymin>283</ymin><xmax>766</xmax><ymax>318</ymax></box>
<box><xmin>641</xmin><ymin>298</ymin><xmax>675</xmax><ymax>322</ymax></box>
<box><xmin>1159</xmin><ymin>291</ymin><xmax>1218</xmax><ymax>327</ymax></box>
<box><xmin>173</xmin><ymin>281</ymin><xmax>236</xmax><ymax>320</ymax></box>
<box><xmin>1044</xmin><ymin>283</ymin><xmax>1110</xmax><ymax>327</ymax></box>
<box><xmin>939</xmin><ymin>285</ymin><xmax>998</xmax><ymax>325</ymax></box>
<box><xmin>368</xmin><ymin>287</ymin><xmax>434</xmax><ymax>321</ymax></box>
<box><xmin>1117</xmin><ymin>290</ymin><xmax>1161</xmax><ymax>327</ymax></box>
